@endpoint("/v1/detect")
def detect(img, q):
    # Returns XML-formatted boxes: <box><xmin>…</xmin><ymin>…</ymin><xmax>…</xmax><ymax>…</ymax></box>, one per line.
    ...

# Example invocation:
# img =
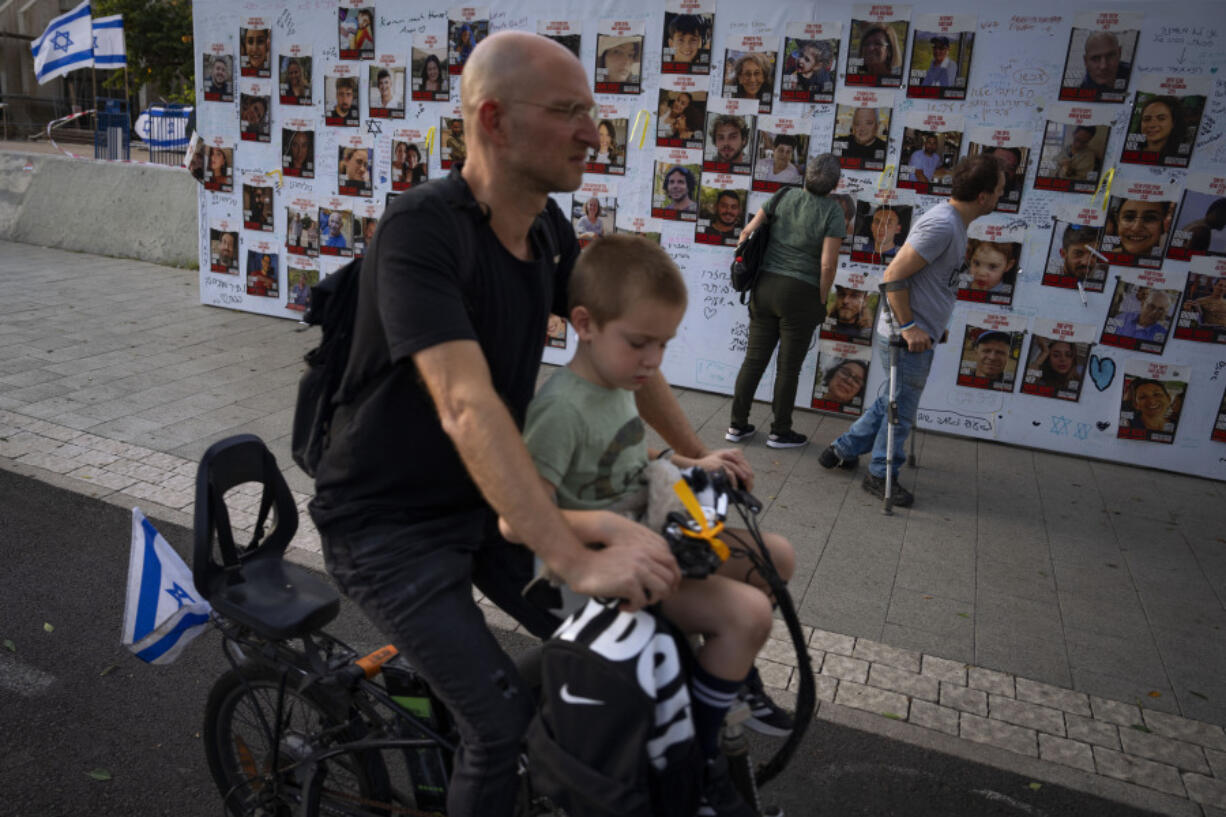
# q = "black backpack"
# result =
<box><xmin>729</xmin><ymin>188</ymin><xmax>789</xmax><ymax>304</ymax></box>
<box><xmin>290</xmin><ymin>179</ymin><xmax>562</xmax><ymax>477</ymax></box>
<box><xmin>525</xmin><ymin>599</ymin><xmax>703</xmax><ymax>817</ymax></box>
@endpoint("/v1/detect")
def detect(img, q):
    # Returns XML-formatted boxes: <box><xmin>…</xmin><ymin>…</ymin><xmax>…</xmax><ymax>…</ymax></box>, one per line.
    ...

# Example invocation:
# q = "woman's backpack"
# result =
<box><xmin>728</xmin><ymin>188</ymin><xmax>788</xmax><ymax>304</ymax></box>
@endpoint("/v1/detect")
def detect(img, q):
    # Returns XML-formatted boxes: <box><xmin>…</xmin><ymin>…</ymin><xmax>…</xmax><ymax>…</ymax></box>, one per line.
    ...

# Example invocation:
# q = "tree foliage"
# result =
<box><xmin>95</xmin><ymin>0</ymin><xmax>194</xmax><ymax>103</ymax></box>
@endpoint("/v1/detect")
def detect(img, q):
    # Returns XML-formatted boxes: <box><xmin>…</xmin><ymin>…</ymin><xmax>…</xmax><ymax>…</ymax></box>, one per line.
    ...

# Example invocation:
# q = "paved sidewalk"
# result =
<box><xmin>2</xmin><ymin>239</ymin><xmax>1226</xmax><ymax>815</ymax></box>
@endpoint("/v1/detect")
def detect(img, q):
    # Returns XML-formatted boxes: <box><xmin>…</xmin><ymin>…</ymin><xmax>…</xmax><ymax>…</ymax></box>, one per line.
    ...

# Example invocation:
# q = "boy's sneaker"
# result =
<box><xmin>766</xmin><ymin>430</ymin><xmax>807</xmax><ymax>449</ymax></box>
<box><xmin>817</xmin><ymin>444</ymin><xmax>858</xmax><ymax>470</ymax></box>
<box><xmin>739</xmin><ymin>674</ymin><xmax>794</xmax><ymax>736</ymax></box>
<box><xmin>725</xmin><ymin>423</ymin><xmax>756</xmax><ymax>443</ymax></box>
<box><xmin>696</xmin><ymin>754</ymin><xmax>756</xmax><ymax>817</ymax></box>
<box><xmin>861</xmin><ymin>473</ymin><xmax>914</xmax><ymax>507</ymax></box>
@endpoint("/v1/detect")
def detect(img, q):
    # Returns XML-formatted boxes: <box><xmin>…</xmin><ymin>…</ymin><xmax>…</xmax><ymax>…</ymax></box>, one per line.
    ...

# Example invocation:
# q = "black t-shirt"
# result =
<box><xmin>310</xmin><ymin>168</ymin><xmax>577</xmax><ymax>530</ymax></box>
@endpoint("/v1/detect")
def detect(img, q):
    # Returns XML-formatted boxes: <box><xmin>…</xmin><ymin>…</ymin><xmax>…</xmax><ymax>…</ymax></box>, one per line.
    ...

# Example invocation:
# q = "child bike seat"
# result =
<box><xmin>193</xmin><ymin>434</ymin><xmax>339</xmax><ymax>640</ymax></box>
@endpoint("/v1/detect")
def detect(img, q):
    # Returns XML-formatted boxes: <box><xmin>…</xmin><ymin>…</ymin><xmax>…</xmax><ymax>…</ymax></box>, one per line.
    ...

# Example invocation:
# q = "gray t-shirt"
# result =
<box><xmin>877</xmin><ymin>201</ymin><xmax>967</xmax><ymax>341</ymax></box>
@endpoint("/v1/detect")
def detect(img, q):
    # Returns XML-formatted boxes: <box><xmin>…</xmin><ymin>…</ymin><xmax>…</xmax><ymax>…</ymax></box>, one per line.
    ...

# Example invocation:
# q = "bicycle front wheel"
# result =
<box><xmin>203</xmin><ymin>663</ymin><xmax>391</xmax><ymax>817</ymax></box>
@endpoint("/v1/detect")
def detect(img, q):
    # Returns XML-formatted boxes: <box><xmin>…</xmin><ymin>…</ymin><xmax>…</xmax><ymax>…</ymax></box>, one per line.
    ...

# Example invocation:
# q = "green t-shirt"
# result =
<box><xmin>522</xmin><ymin>367</ymin><xmax>648</xmax><ymax>511</ymax></box>
<box><xmin>760</xmin><ymin>188</ymin><xmax>847</xmax><ymax>287</ymax></box>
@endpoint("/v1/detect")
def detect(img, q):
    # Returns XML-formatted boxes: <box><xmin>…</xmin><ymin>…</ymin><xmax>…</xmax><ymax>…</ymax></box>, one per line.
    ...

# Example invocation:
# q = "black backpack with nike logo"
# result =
<box><xmin>525</xmin><ymin>599</ymin><xmax>703</xmax><ymax>817</ymax></box>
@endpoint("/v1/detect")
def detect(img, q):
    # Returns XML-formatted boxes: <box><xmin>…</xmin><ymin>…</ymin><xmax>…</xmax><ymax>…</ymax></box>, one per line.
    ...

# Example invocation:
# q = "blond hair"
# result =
<box><xmin>569</xmin><ymin>234</ymin><xmax>687</xmax><ymax>325</ymax></box>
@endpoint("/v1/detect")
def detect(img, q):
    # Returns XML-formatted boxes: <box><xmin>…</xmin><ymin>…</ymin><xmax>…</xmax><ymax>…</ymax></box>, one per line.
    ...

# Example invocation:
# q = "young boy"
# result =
<box><xmin>504</xmin><ymin>234</ymin><xmax>796</xmax><ymax>816</ymax></box>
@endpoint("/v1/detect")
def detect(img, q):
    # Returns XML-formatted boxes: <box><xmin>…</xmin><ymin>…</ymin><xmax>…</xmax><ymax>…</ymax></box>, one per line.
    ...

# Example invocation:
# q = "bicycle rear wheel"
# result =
<box><xmin>203</xmin><ymin>663</ymin><xmax>391</xmax><ymax>816</ymax></box>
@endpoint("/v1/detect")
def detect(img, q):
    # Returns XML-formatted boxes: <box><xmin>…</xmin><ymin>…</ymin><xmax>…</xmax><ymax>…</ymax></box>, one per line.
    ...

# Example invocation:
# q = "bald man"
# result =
<box><xmin>308</xmin><ymin>32</ymin><xmax>745</xmax><ymax>817</ymax></box>
<box><xmin>1080</xmin><ymin>31</ymin><xmax>1131</xmax><ymax>92</ymax></box>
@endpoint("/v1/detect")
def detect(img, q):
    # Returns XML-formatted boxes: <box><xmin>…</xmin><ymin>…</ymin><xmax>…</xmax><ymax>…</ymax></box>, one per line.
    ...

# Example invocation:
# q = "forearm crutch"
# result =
<box><xmin>878</xmin><ymin>282</ymin><xmax>908</xmax><ymax>515</ymax></box>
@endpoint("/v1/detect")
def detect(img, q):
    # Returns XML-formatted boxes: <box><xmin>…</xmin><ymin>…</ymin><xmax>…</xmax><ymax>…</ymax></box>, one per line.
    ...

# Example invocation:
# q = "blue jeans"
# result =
<box><xmin>831</xmin><ymin>338</ymin><xmax>934</xmax><ymax>478</ymax></box>
<box><xmin>318</xmin><ymin>508</ymin><xmax>557</xmax><ymax>817</ymax></box>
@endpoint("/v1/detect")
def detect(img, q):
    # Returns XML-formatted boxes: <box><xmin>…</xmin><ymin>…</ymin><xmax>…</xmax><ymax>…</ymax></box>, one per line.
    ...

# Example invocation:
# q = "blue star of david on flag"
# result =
<box><xmin>52</xmin><ymin>30</ymin><xmax>74</xmax><ymax>53</ymax></box>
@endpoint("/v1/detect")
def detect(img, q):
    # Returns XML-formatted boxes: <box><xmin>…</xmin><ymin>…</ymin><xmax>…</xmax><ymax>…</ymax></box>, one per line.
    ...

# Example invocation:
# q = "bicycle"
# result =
<box><xmin>191</xmin><ymin>434</ymin><xmax>814</xmax><ymax>816</ymax></box>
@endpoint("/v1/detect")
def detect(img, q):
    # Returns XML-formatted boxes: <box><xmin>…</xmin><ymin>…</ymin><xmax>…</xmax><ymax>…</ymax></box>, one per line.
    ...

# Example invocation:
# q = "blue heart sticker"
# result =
<box><xmin>1088</xmin><ymin>355</ymin><xmax>1115</xmax><ymax>391</ymax></box>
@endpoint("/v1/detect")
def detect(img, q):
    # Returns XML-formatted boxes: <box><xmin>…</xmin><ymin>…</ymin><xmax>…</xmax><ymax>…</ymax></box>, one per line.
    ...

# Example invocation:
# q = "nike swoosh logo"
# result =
<box><xmin>559</xmin><ymin>684</ymin><xmax>603</xmax><ymax>705</ymax></box>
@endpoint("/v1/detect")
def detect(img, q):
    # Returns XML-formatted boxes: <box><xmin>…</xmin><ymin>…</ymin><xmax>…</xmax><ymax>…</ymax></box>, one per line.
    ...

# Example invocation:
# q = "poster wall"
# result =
<box><xmin>193</xmin><ymin>0</ymin><xmax>1226</xmax><ymax>482</ymax></box>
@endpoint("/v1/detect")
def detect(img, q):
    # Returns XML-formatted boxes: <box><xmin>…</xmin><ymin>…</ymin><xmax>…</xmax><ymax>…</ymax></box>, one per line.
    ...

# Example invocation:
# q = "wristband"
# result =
<box><xmin>898</xmin><ymin>320</ymin><xmax>916</xmax><ymax>331</ymax></box>
<box><xmin>656</xmin><ymin>448</ymin><xmax>673</xmax><ymax>462</ymax></box>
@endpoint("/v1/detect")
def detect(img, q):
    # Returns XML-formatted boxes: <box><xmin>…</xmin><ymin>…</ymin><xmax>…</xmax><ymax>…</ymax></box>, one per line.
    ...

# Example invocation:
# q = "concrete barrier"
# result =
<box><xmin>0</xmin><ymin>148</ymin><xmax>198</xmax><ymax>268</ymax></box>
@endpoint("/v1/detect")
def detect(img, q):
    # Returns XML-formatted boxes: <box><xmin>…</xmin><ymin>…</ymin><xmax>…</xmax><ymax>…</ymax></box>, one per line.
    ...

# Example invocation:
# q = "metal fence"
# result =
<box><xmin>144</xmin><ymin>104</ymin><xmax>192</xmax><ymax>165</ymax></box>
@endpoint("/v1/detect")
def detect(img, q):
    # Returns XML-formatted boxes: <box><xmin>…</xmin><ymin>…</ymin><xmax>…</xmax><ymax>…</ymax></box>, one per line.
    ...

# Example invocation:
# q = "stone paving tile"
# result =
<box><xmin>989</xmin><ymin>694</ymin><xmax>1066</xmax><ymax>737</ymax></box>
<box><xmin>1209</xmin><ymin>748</ymin><xmax>1226</xmax><ymax>779</ymax></box>
<box><xmin>1184</xmin><ymin>773</ymin><xmax>1226</xmax><ymax>809</ymax></box>
<box><xmin>1093</xmin><ymin>746</ymin><xmax>1187</xmax><ymax>797</ymax></box>
<box><xmin>968</xmin><ymin>666</ymin><xmax>1015</xmax><ymax>697</ymax></box>
<box><xmin>1039</xmin><ymin>733</ymin><xmax>1096</xmax><ymax>773</ymax></box>
<box><xmin>1091</xmin><ymin>695</ymin><xmax>1146</xmax><ymax>728</ymax></box>
<box><xmin>1143</xmin><ymin>710</ymin><xmax>1226</xmax><ymax>752</ymax></box>
<box><xmin>960</xmin><ymin>712</ymin><xmax>1038</xmax><ymax>757</ymax></box>
<box><xmin>940</xmin><ymin>682</ymin><xmax>988</xmax><ymax>716</ymax></box>
<box><xmin>821</xmin><ymin>653</ymin><xmax>869</xmax><ymax>684</ymax></box>
<box><xmin>1066</xmin><ymin>712</ymin><xmax>1122</xmax><ymax>750</ymax></box>
<box><xmin>1119</xmin><ymin>727</ymin><xmax>1211</xmax><ymax>774</ymax></box>
<box><xmin>65</xmin><ymin>465</ymin><xmax>138</xmax><ymax>492</ymax></box>
<box><xmin>835</xmin><ymin>681</ymin><xmax>910</xmax><ymax>719</ymax></box>
<box><xmin>852</xmin><ymin>638</ymin><xmax>921</xmax><ymax>672</ymax></box>
<box><xmin>920</xmin><ymin>654</ymin><xmax>967</xmax><ymax>686</ymax></box>
<box><xmin>754</xmin><ymin>658</ymin><xmax>792</xmax><ymax>690</ymax></box>
<box><xmin>787</xmin><ymin>671</ymin><xmax>838</xmax><ymax>703</ymax></box>
<box><xmin>1015</xmin><ymin>676</ymin><xmax>1092</xmax><ymax>717</ymax></box>
<box><xmin>908</xmin><ymin>699</ymin><xmax>959</xmax><ymax>736</ymax></box>
<box><xmin>868</xmin><ymin>663</ymin><xmax>940</xmax><ymax>702</ymax></box>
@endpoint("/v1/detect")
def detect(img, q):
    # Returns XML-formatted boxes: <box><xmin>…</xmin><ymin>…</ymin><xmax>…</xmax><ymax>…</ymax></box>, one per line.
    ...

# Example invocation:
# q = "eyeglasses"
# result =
<box><xmin>508</xmin><ymin>99</ymin><xmax>599</xmax><ymax>125</ymax></box>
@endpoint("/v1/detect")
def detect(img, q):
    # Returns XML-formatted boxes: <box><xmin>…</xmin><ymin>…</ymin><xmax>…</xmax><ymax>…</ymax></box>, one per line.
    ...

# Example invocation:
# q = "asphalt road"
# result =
<box><xmin>0</xmin><ymin>466</ymin><xmax>1166</xmax><ymax>817</ymax></box>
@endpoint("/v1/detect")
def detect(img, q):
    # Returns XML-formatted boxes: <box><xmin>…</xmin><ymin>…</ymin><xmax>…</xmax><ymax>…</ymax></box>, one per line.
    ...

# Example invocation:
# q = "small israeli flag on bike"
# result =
<box><xmin>92</xmin><ymin>14</ymin><xmax>126</xmax><ymax>68</ymax></box>
<box><xmin>30</xmin><ymin>1</ymin><xmax>94</xmax><ymax>85</ymax></box>
<box><xmin>121</xmin><ymin>508</ymin><xmax>212</xmax><ymax>665</ymax></box>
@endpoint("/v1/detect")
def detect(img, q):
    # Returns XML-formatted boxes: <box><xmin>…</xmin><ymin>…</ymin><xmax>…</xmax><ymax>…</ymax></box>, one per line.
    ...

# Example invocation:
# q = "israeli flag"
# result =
<box><xmin>30</xmin><ymin>1</ymin><xmax>94</xmax><ymax>85</ymax></box>
<box><xmin>121</xmin><ymin>508</ymin><xmax>212</xmax><ymax>665</ymax></box>
<box><xmin>92</xmin><ymin>14</ymin><xmax>126</xmax><ymax>68</ymax></box>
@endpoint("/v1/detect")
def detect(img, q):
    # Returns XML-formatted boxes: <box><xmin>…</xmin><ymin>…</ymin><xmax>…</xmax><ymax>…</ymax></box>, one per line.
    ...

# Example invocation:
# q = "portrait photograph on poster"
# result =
<box><xmin>844</xmin><ymin>11</ymin><xmax>907</xmax><ymax>88</ymax></box>
<box><xmin>779</xmin><ymin>22</ymin><xmax>840</xmax><ymax>103</ymax></box>
<box><xmin>907</xmin><ymin>14</ymin><xmax>975</xmax><ymax>99</ymax></box>
<box><xmin>278</xmin><ymin>53</ymin><xmax>311</xmax><ymax>104</ymax></box>
<box><xmin>615</xmin><ymin>213</ymin><xmax>663</xmax><ymax>246</ymax></box>
<box><xmin>820</xmin><ymin>269</ymin><xmax>879</xmax><ymax>344</ymax></box>
<box><xmin>411</xmin><ymin>35</ymin><xmax>449</xmax><ymax>101</ymax></box>
<box><xmin>722</xmin><ymin>35</ymin><xmax>777</xmax><ymax>113</ymax></box>
<box><xmin>586</xmin><ymin>114</ymin><xmax>628</xmax><ymax>175</ymax></box>
<box><xmin>390</xmin><ymin>134</ymin><xmax>427</xmax><ymax>191</ymax></box>
<box><xmin>831</xmin><ymin>89</ymin><xmax>892</xmax><ymax>171</ymax></box>
<box><xmin>281</xmin><ymin>126</ymin><xmax>314</xmax><ymax>178</ymax></box>
<box><xmin>1120</xmin><ymin>76</ymin><xmax>1209</xmax><ymax>168</ymax></box>
<box><xmin>1214</xmin><ymin>385</ymin><xmax>1226</xmax><ymax>443</ymax></box>
<box><xmin>353</xmin><ymin>203</ymin><xmax>380</xmax><ymax>258</ymax></box>
<box><xmin>753</xmin><ymin>118</ymin><xmax>808</xmax><ymax>192</ymax></box>
<box><xmin>209</xmin><ymin>227</ymin><xmax>239</xmax><ymax>274</ymax></box>
<box><xmin>652</xmin><ymin>159</ymin><xmax>701</xmax><ymax>221</ymax></box>
<box><xmin>695</xmin><ymin>181</ymin><xmax>748</xmax><ymax>247</ymax></box>
<box><xmin>957</xmin><ymin>316</ymin><xmax>1025</xmax><ymax>392</ymax></box>
<box><xmin>965</xmin><ymin>127</ymin><xmax>1030</xmax><ymax>214</ymax></box>
<box><xmin>958</xmin><ymin>237</ymin><xmax>1021</xmax><ymax>307</ymax></box>
<box><xmin>1034</xmin><ymin>104</ymin><xmax>1111</xmax><ymax>194</ymax></box>
<box><xmin>239</xmin><ymin>90</ymin><xmax>270</xmax><ymax>142</ymax></box>
<box><xmin>595</xmin><ymin>22</ymin><xmax>644</xmax><ymax>94</ymax></box>
<box><xmin>318</xmin><ymin>205</ymin><xmax>355</xmax><ymax>257</ymax></box>
<box><xmin>338</xmin><ymin>6</ymin><xmax>375</xmax><ymax>60</ymax></box>
<box><xmin>1019</xmin><ymin>319</ymin><xmax>1095</xmax><ymax>402</ymax></box>
<box><xmin>203</xmin><ymin>52</ymin><xmax>234</xmax><ymax>101</ymax></box>
<box><xmin>1174</xmin><ymin>257</ymin><xmax>1226</xmax><ymax>344</ymax></box>
<box><xmin>448</xmin><ymin>9</ymin><xmax>488</xmax><ymax>75</ymax></box>
<box><xmin>203</xmin><ymin>144</ymin><xmax>233</xmax><ymax>192</ymax></box>
<box><xmin>850</xmin><ymin>190</ymin><xmax>913</xmax><ymax>265</ymax></box>
<box><xmin>898</xmin><ymin>112</ymin><xmax>962</xmax><ymax>196</ymax></box>
<box><xmin>1101</xmin><ymin>272</ymin><xmax>1181</xmax><ymax>355</ymax></box>
<box><xmin>812</xmin><ymin>341</ymin><xmax>872</xmax><ymax>416</ymax></box>
<box><xmin>1117</xmin><ymin>359</ymin><xmax>1188</xmax><ymax>444</ymax></box>
<box><xmin>369</xmin><ymin>62</ymin><xmax>406</xmax><ymax>118</ymax></box>
<box><xmin>324</xmin><ymin>72</ymin><xmax>360</xmax><ymax>127</ymax></box>
<box><xmin>245</xmin><ymin>248</ymin><xmax>279</xmax><ymax>297</ymax></box>
<box><xmin>337</xmin><ymin>145</ymin><xmax>373</xmax><ymax>198</ymax></box>
<box><xmin>441</xmin><ymin>115</ymin><xmax>465</xmax><ymax>168</ymax></box>
<box><xmin>538</xmin><ymin>20</ymin><xmax>580</xmax><ymax>58</ymax></box>
<box><xmin>285</xmin><ymin>196</ymin><xmax>318</xmax><ymax>257</ymax></box>
<box><xmin>657</xmin><ymin>81</ymin><xmax>706</xmax><ymax>149</ymax></box>
<box><xmin>1058</xmin><ymin>12</ymin><xmax>1140</xmax><ymax>103</ymax></box>
<box><xmin>661</xmin><ymin>8</ymin><xmax>713</xmax><ymax>75</ymax></box>
<box><xmin>571</xmin><ymin>193</ymin><xmax>617</xmax><ymax>247</ymax></box>
<box><xmin>831</xmin><ymin>185</ymin><xmax>859</xmax><ymax>255</ymax></box>
<box><xmin>1042</xmin><ymin>216</ymin><xmax>1109</xmax><ymax>293</ymax></box>
<box><xmin>286</xmin><ymin>263</ymin><xmax>319</xmax><ymax>313</ymax></box>
<box><xmin>702</xmin><ymin>107</ymin><xmax>755</xmax><ymax>175</ymax></box>
<box><xmin>1168</xmin><ymin>176</ymin><xmax>1226</xmax><ymax>260</ymax></box>
<box><xmin>1100</xmin><ymin>187</ymin><xmax>1176</xmax><ymax>268</ymax></box>
<box><xmin>242</xmin><ymin>182</ymin><xmax>274</xmax><ymax>232</ymax></box>
<box><xmin>239</xmin><ymin>23</ymin><xmax>271</xmax><ymax>78</ymax></box>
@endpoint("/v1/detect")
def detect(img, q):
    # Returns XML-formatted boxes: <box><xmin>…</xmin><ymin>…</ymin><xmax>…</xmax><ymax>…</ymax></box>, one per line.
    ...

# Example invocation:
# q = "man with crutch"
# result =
<box><xmin>818</xmin><ymin>154</ymin><xmax>1004</xmax><ymax>508</ymax></box>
